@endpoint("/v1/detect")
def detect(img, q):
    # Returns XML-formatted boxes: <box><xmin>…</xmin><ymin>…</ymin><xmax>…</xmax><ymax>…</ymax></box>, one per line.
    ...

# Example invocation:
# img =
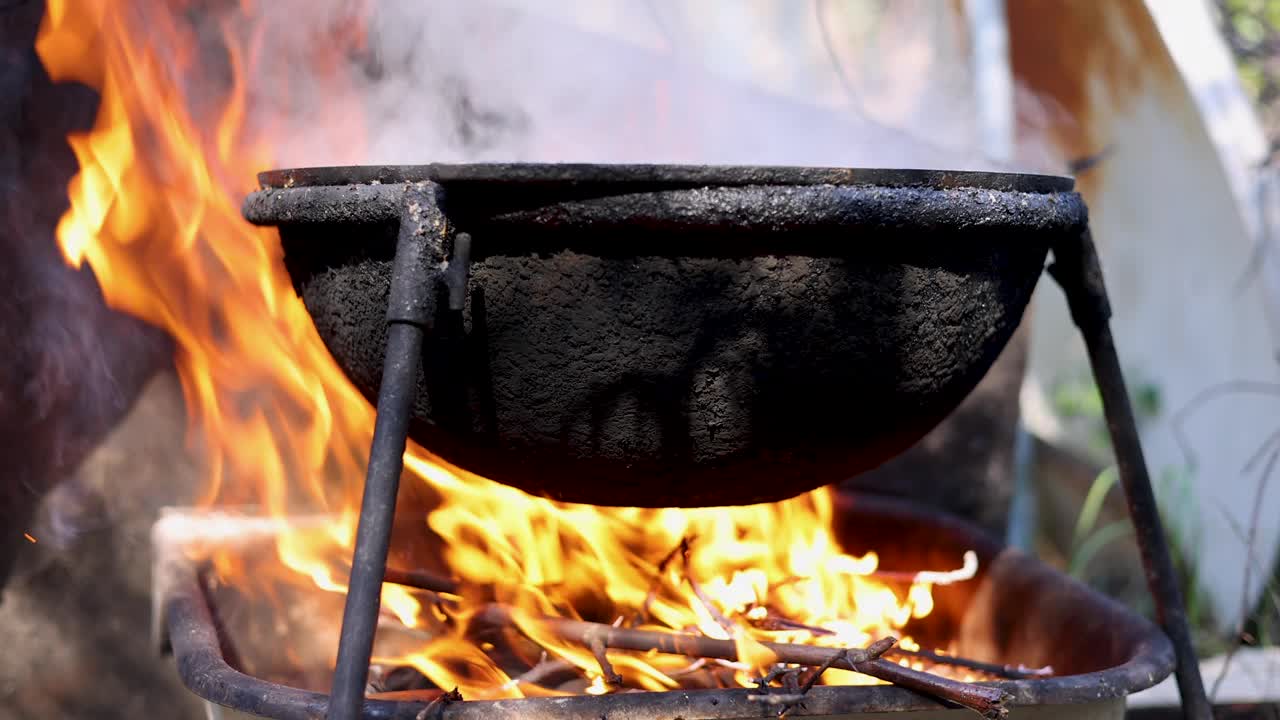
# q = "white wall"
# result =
<box><xmin>1020</xmin><ymin>0</ymin><xmax>1280</xmax><ymax>631</ymax></box>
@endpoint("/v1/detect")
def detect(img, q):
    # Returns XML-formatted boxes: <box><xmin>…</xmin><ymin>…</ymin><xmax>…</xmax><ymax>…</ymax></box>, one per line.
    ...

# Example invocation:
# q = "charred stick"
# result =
<box><xmin>665</xmin><ymin>658</ymin><xmax>708</xmax><ymax>677</ymax></box>
<box><xmin>633</xmin><ymin>590</ymin><xmax>658</xmax><ymax>628</ymax></box>
<box><xmin>480</xmin><ymin>606</ymin><xmax>1003</xmax><ymax>718</ymax></box>
<box><xmin>797</xmin><ymin>649</ymin><xmax>847</xmax><ymax>695</ymax></box>
<box><xmin>678</xmin><ymin>538</ymin><xmax>738</xmax><ymax>634</ymax></box>
<box><xmin>759</xmin><ymin>665</ymin><xmax>802</xmax><ymax>688</ymax></box>
<box><xmin>414</xmin><ymin>687</ymin><xmax>463</xmax><ymax>720</ymax></box>
<box><xmin>588</xmin><ymin>637</ymin><xmax>624</xmax><ymax>687</ymax></box>
<box><xmin>746</xmin><ymin>606</ymin><xmax>1047</xmax><ymax>681</ymax></box>
<box><xmin>383</xmin><ymin>566</ymin><xmax>459</xmax><ymax>594</ymax></box>
<box><xmin>748</xmin><ymin>607</ymin><xmax>836</xmax><ymax>636</ymax></box>
<box><xmin>656</xmin><ymin>538</ymin><xmax>688</xmax><ymax>575</ymax></box>
<box><xmin>368</xmin><ymin>664</ymin><xmax>434</xmax><ymax>694</ymax></box>
<box><xmin>506</xmin><ymin>657</ymin><xmax>579</xmax><ymax>690</ymax></box>
<box><xmin>369</xmin><ymin>688</ymin><xmax>447</xmax><ymax>702</ymax></box>
<box><xmin>378</xmin><ymin>569</ymin><xmax>1007</xmax><ymax>714</ymax></box>
<box><xmin>782</xmin><ymin>667</ymin><xmax>802</xmax><ymax>694</ymax></box>
<box><xmin>855</xmin><ymin>660</ymin><xmax>1006</xmax><ymax>719</ymax></box>
<box><xmin>632</xmin><ymin>537</ymin><xmax>686</xmax><ymax>627</ymax></box>
<box><xmin>477</xmin><ymin>604</ymin><xmax>894</xmax><ymax>670</ymax></box>
<box><xmin>772</xmin><ymin>648</ymin><xmax>849</xmax><ymax>718</ymax></box>
<box><xmin>687</xmin><ymin>576</ymin><xmax>736</xmax><ymax>634</ymax></box>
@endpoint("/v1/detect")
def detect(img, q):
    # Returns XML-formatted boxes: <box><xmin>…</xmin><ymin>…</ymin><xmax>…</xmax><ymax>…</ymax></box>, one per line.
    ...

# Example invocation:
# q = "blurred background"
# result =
<box><xmin>2</xmin><ymin>0</ymin><xmax>1280</xmax><ymax>717</ymax></box>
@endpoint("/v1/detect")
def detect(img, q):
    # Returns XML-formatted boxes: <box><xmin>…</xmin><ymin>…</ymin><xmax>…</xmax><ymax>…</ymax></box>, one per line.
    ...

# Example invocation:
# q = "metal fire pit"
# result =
<box><xmin>239</xmin><ymin>163</ymin><xmax>1210</xmax><ymax>720</ymax></box>
<box><xmin>245</xmin><ymin>164</ymin><xmax>1084</xmax><ymax>509</ymax></box>
<box><xmin>155</xmin><ymin>494</ymin><xmax>1173</xmax><ymax>720</ymax></box>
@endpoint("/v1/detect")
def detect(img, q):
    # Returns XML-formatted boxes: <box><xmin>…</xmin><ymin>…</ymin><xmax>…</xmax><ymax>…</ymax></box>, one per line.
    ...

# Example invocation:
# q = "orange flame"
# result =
<box><xmin>37</xmin><ymin>1</ymin><xmax>959</xmax><ymax>696</ymax></box>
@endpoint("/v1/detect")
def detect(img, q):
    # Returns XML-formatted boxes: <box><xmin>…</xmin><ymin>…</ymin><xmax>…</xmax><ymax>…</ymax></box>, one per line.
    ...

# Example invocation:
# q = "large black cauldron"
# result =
<box><xmin>244</xmin><ymin>164</ymin><xmax>1085</xmax><ymax>507</ymax></box>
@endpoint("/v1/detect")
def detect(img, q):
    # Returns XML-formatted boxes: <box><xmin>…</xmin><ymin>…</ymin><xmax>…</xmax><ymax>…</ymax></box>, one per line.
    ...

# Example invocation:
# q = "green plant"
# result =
<box><xmin>1215</xmin><ymin>0</ymin><xmax>1280</xmax><ymax>155</ymax></box>
<box><xmin>1050</xmin><ymin>374</ymin><xmax>1223</xmax><ymax>652</ymax></box>
<box><xmin>1067</xmin><ymin>467</ymin><xmax>1130</xmax><ymax>579</ymax></box>
<box><xmin>1156</xmin><ymin>466</ymin><xmax>1225</xmax><ymax>652</ymax></box>
<box><xmin>1220</xmin><ymin>507</ymin><xmax>1280</xmax><ymax>649</ymax></box>
<box><xmin>1218</xmin><ymin>0</ymin><xmax>1280</xmax><ymax>105</ymax></box>
<box><xmin>1051</xmin><ymin>373</ymin><xmax>1162</xmax><ymax>457</ymax></box>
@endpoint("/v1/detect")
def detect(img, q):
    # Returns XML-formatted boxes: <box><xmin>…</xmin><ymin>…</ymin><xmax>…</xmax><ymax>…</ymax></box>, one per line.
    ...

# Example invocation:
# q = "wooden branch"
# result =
<box><xmin>687</xmin><ymin>575</ymin><xmax>736</xmax><ymax>634</ymax></box>
<box><xmin>475</xmin><ymin>605</ymin><xmax>1004</xmax><ymax>717</ymax></box>
<box><xmin>855</xmin><ymin>660</ymin><xmax>1006</xmax><ymax>719</ymax></box>
<box><xmin>380</xmin><ymin>568</ymin><xmax>1008</xmax><ymax>715</ymax></box>
<box><xmin>414</xmin><ymin>687</ymin><xmax>462</xmax><ymax>720</ymax></box>
<box><xmin>748</xmin><ymin>608</ymin><xmax>835</xmax><ymax>636</ymax></box>
<box><xmin>511</xmin><ymin>655</ymin><xmax>577</xmax><ymax>688</ymax></box>
<box><xmin>588</xmin><ymin>636</ymin><xmax>623</xmax><ymax>687</ymax></box>
<box><xmin>678</xmin><ymin>537</ymin><xmax>739</xmax><ymax>635</ymax></box>
<box><xmin>746</xmin><ymin>606</ymin><xmax>1050</xmax><ymax>680</ymax></box>
<box><xmin>383</xmin><ymin>566</ymin><xmax>458</xmax><ymax>594</ymax></box>
<box><xmin>771</xmin><ymin>648</ymin><xmax>849</xmax><ymax>718</ymax></box>
<box><xmin>476</xmin><ymin>604</ymin><xmax>894</xmax><ymax>670</ymax></box>
<box><xmin>366</xmin><ymin>688</ymin><xmax>448</xmax><ymax>702</ymax></box>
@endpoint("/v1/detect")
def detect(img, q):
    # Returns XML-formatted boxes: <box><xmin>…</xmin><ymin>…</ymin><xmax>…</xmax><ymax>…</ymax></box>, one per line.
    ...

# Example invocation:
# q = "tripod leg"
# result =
<box><xmin>1049</xmin><ymin>230</ymin><xmax>1211</xmax><ymax>720</ymax></box>
<box><xmin>327</xmin><ymin>182</ymin><xmax>450</xmax><ymax>720</ymax></box>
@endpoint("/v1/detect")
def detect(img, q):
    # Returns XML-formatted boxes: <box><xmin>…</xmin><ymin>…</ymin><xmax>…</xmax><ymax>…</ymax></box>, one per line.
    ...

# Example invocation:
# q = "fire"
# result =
<box><xmin>36</xmin><ymin>1</ymin><xmax>958</xmax><ymax>698</ymax></box>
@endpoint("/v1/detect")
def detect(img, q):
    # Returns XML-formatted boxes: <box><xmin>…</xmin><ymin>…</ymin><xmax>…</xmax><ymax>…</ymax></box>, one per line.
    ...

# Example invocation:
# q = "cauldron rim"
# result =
<box><xmin>256</xmin><ymin>162</ymin><xmax>1075</xmax><ymax>194</ymax></box>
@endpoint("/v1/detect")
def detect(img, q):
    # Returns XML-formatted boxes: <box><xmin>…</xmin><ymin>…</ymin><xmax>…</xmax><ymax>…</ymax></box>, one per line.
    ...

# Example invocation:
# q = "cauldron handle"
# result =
<box><xmin>444</xmin><ymin>231</ymin><xmax>472</xmax><ymax>311</ymax></box>
<box><xmin>328</xmin><ymin>182</ymin><xmax>454</xmax><ymax>720</ymax></box>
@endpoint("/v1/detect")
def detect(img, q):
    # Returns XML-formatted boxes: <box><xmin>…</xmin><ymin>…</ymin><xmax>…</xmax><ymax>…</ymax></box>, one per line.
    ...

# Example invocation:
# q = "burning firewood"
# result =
<box><xmin>387</xmin><ymin>590</ymin><xmax>1001</xmax><ymax>716</ymax></box>
<box><xmin>374</xmin><ymin>553</ymin><xmax>1019</xmax><ymax>717</ymax></box>
<box><xmin>474</xmin><ymin>604</ymin><xmax>1005</xmax><ymax>719</ymax></box>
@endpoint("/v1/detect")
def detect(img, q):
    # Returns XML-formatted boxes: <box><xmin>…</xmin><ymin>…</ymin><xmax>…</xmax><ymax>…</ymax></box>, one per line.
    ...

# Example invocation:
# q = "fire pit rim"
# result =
<box><xmin>255</xmin><ymin>163</ymin><xmax>1075</xmax><ymax>194</ymax></box>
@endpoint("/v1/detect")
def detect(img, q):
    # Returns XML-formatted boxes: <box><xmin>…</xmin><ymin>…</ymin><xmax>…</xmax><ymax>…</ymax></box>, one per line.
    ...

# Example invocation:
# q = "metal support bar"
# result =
<box><xmin>328</xmin><ymin>183</ymin><xmax>450</xmax><ymax>720</ymax></box>
<box><xmin>1048</xmin><ymin>230</ymin><xmax>1211</xmax><ymax>720</ymax></box>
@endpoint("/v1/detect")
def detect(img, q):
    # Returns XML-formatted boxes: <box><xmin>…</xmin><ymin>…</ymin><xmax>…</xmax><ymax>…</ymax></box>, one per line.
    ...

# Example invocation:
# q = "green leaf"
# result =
<box><xmin>1051</xmin><ymin>379</ymin><xmax>1103</xmax><ymax>419</ymax></box>
<box><xmin>1073</xmin><ymin>466</ymin><xmax>1119</xmax><ymax>551</ymax></box>
<box><xmin>1070</xmin><ymin>520</ymin><xmax>1134</xmax><ymax>579</ymax></box>
<box><xmin>1238</xmin><ymin>14</ymin><xmax>1266</xmax><ymax>45</ymax></box>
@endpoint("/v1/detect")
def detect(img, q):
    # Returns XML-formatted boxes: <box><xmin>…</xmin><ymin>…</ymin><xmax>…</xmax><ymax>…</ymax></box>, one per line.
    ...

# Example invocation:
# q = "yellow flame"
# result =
<box><xmin>37</xmin><ymin>0</ymin><xmax>963</xmax><ymax>697</ymax></box>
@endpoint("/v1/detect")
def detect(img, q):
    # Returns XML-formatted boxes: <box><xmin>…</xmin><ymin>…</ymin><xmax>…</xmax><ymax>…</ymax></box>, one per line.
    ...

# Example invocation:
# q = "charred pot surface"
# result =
<box><xmin>244</xmin><ymin>164</ymin><xmax>1086</xmax><ymax>508</ymax></box>
<box><xmin>156</xmin><ymin>494</ymin><xmax>1173</xmax><ymax>720</ymax></box>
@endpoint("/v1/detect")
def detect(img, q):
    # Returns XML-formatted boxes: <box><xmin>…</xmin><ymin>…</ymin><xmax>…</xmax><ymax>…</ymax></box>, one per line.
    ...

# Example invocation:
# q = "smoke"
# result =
<box><xmin>249</xmin><ymin>0</ymin><xmax>1063</xmax><ymax>174</ymax></box>
<box><xmin>5</xmin><ymin>0</ymin><xmax>1069</xmax><ymax>539</ymax></box>
<box><xmin>0</xmin><ymin>0</ymin><xmax>1071</xmax><ymax>586</ymax></box>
